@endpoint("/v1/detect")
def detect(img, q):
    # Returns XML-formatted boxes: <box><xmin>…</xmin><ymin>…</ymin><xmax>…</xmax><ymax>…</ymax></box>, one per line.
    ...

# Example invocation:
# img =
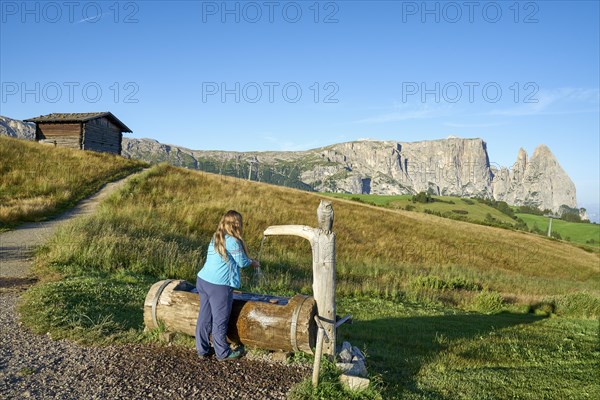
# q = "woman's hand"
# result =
<box><xmin>251</xmin><ymin>259</ymin><xmax>261</xmax><ymax>269</ymax></box>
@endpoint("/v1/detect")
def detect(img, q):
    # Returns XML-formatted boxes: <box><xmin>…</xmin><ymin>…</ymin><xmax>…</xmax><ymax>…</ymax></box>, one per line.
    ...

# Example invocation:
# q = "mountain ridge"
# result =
<box><xmin>1</xmin><ymin>115</ymin><xmax>579</xmax><ymax>213</ymax></box>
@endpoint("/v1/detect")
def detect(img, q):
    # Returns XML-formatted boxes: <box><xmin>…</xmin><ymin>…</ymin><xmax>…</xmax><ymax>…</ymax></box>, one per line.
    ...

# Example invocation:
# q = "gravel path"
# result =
<box><xmin>0</xmin><ymin>172</ymin><xmax>310</xmax><ymax>399</ymax></box>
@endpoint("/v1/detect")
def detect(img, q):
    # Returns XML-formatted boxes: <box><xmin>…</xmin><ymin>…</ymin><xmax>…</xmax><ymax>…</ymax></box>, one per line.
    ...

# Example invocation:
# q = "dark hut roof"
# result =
<box><xmin>24</xmin><ymin>112</ymin><xmax>132</xmax><ymax>133</ymax></box>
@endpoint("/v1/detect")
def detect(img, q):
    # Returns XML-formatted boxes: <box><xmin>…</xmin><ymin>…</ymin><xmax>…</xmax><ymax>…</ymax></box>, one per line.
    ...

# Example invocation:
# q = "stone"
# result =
<box><xmin>159</xmin><ymin>332</ymin><xmax>174</xmax><ymax>343</ymax></box>
<box><xmin>351</xmin><ymin>346</ymin><xmax>365</xmax><ymax>362</ymax></box>
<box><xmin>338</xmin><ymin>341</ymin><xmax>353</xmax><ymax>363</ymax></box>
<box><xmin>270</xmin><ymin>351</ymin><xmax>291</xmax><ymax>362</ymax></box>
<box><xmin>336</xmin><ymin>359</ymin><xmax>367</xmax><ymax>377</ymax></box>
<box><xmin>339</xmin><ymin>373</ymin><xmax>370</xmax><ymax>391</ymax></box>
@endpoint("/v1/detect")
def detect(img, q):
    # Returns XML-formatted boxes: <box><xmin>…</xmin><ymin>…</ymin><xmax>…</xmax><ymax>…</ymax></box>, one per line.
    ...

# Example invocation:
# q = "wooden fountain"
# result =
<box><xmin>143</xmin><ymin>201</ymin><xmax>340</xmax><ymax>356</ymax></box>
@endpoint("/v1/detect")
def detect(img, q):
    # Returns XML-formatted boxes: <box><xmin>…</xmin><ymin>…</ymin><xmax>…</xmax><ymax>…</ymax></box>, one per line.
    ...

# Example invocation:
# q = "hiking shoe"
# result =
<box><xmin>198</xmin><ymin>349</ymin><xmax>215</xmax><ymax>359</ymax></box>
<box><xmin>217</xmin><ymin>349</ymin><xmax>243</xmax><ymax>362</ymax></box>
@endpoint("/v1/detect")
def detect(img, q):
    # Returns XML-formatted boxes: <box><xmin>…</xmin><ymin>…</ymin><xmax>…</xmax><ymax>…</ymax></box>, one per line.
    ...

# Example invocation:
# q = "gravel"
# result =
<box><xmin>0</xmin><ymin>283</ymin><xmax>310</xmax><ymax>399</ymax></box>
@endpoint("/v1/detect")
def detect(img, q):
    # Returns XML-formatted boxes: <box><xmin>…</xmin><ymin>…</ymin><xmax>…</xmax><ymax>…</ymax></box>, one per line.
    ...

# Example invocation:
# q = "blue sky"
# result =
<box><xmin>1</xmin><ymin>0</ymin><xmax>598</xmax><ymax>214</ymax></box>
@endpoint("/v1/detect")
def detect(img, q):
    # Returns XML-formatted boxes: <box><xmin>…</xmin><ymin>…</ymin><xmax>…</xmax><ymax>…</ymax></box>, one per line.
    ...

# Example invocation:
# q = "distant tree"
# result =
<box><xmin>412</xmin><ymin>192</ymin><xmax>434</xmax><ymax>203</ymax></box>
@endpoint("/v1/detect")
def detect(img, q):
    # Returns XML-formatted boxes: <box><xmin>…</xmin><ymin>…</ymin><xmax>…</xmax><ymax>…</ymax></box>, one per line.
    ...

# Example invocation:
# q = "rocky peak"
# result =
<box><xmin>492</xmin><ymin>144</ymin><xmax>576</xmax><ymax>212</ymax></box>
<box><xmin>0</xmin><ymin>115</ymin><xmax>35</xmax><ymax>140</ymax></box>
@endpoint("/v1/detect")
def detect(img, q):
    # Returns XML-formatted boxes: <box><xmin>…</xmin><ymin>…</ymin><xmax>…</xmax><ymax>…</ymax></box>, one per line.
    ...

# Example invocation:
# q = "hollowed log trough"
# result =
<box><xmin>144</xmin><ymin>279</ymin><xmax>317</xmax><ymax>354</ymax></box>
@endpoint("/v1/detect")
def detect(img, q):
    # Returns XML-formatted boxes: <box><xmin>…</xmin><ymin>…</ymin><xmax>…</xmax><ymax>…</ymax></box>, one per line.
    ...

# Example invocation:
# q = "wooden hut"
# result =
<box><xmin>24</xmin><ymin>112</ymin><xmax>132</xmax><ymax>155</ymax></box>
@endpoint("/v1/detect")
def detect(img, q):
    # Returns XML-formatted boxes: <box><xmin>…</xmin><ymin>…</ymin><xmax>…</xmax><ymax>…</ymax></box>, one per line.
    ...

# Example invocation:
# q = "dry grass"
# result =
<box><xmin>0</xmin><ymin>136</ymin><xmax>146</xmax><ymax>228</ymax></box>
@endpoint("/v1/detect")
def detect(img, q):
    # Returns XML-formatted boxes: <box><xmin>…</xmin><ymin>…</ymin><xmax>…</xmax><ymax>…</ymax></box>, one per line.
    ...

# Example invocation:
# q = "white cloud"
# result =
<box><xmin>488</xmin><ymin>87</ymin><xmax>599</xmax><ymax>117</ymax></box>
<box><xmin>444</xmin><ymin>122</ymin><xmax>506</xmax><ymax>128</ymax></box>
<box><xmin>355</xmin><ymin>103</ymin><xmax>455</xmax><ymax>124</ymax></box>
<box><xmin>262</xmin><ymin>135</ymin><xmax>326</xmax><ymax>151</ymax></box>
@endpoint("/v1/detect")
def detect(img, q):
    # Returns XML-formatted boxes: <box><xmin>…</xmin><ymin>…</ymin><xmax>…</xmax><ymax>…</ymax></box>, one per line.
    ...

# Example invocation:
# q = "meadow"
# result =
<box><xmin>16</xmin><ymin>162</ymin><xmax>600</xmax><ymax>399</ymax></box>
<box><xmin>516</xmin><ymin>213</ymin><xmax>600</xmax><ymax>247</ymax></box>
<box><xmin>323</xmin><ymin>193</ymin><xmax>517</xmax><ymax>227</ymax></box>
<box><xmin>326</xmin><ymin>192</ymin><xmax>600</xmax><ymax>250</ymax></box>
<box><xmin>0</xmin><ymin>136</ymin><xmax>146</xmax><ymax>231</ymax></box>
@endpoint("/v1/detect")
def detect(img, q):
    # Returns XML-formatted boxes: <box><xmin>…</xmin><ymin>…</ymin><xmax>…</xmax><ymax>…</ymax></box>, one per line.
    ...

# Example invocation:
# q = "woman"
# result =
<box><xmin>196</xmin><ymin>210</ymin><xmax>260</xmax><ymax>361</ymax></box>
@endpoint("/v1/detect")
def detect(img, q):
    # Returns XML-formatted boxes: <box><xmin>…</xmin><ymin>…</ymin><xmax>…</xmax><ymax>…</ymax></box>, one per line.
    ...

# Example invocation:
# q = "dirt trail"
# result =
<box><xmin>0</xmin><ymin>169</ymin><xmax>310</xmax><ymax>399</ymax></box>
<box><xmin>0</xmin><ymin>172</ymin><xmax>142</xmax><ymax>278</ymax></box>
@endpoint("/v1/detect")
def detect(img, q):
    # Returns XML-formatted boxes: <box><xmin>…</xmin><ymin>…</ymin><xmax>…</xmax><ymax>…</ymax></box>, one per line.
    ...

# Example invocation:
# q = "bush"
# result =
<box><xmin>530</xmin><ymin>223</ymin><xmax>545</xmax><ymax>235</ymax></box>
<box><xmin>412</xmin><ymin>192</ymin><xmax>434</xmax><ymax>204</ymax></box>
<box><xmin>471</xmin><ymin>290</ymin><xmax>504</xmax><ymax>314</ymax></box>
<box><xmin>477</xmin><ymin>198</ymin><xmax>515</xmax><ymax>218</ymax></box>
<box><xmin>553</xmin><ymin>292</ymin><xmax>600</xmax><ymax>319</ymax></box>
<box><xmin>561</xmin><ymin>212</ymin><xmax>582</xmax><ymax>223</ymax></box>
<box><xmin>452</xmin><ymin>209</ymin><xmax>468</xmax><ymax>215</ymax></box>
<box><xmin>404</xmin><ymin>204</ymin><xmax>415</xmax><ymax>211</ymax></box>
<box><xmin>517</xmin><ymin>205</ymin><xmax>545</xmax><ymax>215</ymax></box>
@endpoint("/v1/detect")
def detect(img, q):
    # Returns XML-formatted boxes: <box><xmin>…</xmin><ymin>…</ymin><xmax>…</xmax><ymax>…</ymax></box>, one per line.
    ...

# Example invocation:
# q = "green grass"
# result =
<box><xmin>516</xmin><ymin>213</ymin><xmax>600</xmax><ymax>247</ymax></box>
<box><xmin>19</xmin><ymin>269</ymin><xmax>155</xmax><ymax>344</ymax></box>
<box><xmin>337</xmin><ymin>297</ymin><xmax>600</xmax><ymax>399</ymax></box>
<box><xmin>15</xmin><ymin>163</ymin><xmax>600</xmax><ymax>399</ymax></box>
<box><xmin>0</xmin><ymin>135</ymin><xmax>147</xmax><ymax>229</ymax></box>
<box><xmin>324</xmin><ymin>193</ymin><xmax>517</xmax><ymax>226</ymax></box>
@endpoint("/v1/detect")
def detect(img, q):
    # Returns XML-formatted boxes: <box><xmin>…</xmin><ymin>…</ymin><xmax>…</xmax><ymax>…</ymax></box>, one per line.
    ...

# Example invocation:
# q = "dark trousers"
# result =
<box><xmin>195</xmin><ymin>276</ymin><xmax>233</xmax><ymax>359</ymax></box>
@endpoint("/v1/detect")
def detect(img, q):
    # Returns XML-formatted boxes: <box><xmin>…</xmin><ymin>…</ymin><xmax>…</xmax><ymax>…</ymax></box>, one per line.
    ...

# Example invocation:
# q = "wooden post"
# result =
<box><xmin>312</xmin><ymin>327</ymin><xmax>325</xmax><ymax>387</ymax></box>
<box><xmin>263</xmin><ymin>224</ymin><xmax>337</xmax><ymax>356</ymax></box>
<box><xmin>312</xmin><ymin>315</ymin><xmax>330</xmax><ymax>387</ymax></box>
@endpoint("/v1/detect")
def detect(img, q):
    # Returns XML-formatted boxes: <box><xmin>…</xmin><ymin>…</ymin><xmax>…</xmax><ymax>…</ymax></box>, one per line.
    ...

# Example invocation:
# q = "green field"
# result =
<box><xmin>325</xmin><ymin>193</ymin><xmax>600</xmax><ymax>250</ymax></box>
<box><xmin>14</xmin><ymin>161</ymin><xmax>600</xmax><ymax>399</ymax></box>
<box><xmin>323</xmin><ymin>193</ymin><xmax>518</xmax><ymax>226</ymax></box>
<box><xmin>516</xmin><ymin>213</ymin><xmax>600</xmax><ymax>247</ymax></box>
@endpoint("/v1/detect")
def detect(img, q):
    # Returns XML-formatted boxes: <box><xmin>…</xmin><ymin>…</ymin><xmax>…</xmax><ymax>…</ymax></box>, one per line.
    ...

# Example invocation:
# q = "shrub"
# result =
<box><xmin>452</xmin><ymin>209</ymin><xmax>468</xmax><ymax>215</ymax></box>
<box><xmin>553</xmin><ymin>292</ymin><xmax>600</xmax><ymax>319</ymax></box>
<box><xmin>471</xmin><ymin>290</ymin><xmax>504</xmax><ymax>314</ymax></box>
<box><xmin>412</xmin><ymin>192</ymin><xmax>434</xmax><ymax>203</ymax></box>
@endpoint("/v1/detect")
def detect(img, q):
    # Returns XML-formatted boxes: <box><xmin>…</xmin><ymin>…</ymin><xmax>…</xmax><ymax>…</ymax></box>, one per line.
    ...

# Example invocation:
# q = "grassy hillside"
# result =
<box><xmin>20</xmin><ymin>164</ymin><xmax>600</xmax><ymax>399</ymax></box>
<box><xmin>324</xmin><ymin>193</ymin><xmax>517</xmax><ymax>226</ymax></box>
<box><xmin>0</xmin><ymin>136</ymin><xmax>146</xmax><ymax>230</ymax></box>
<box><xmin>516</xmin><ymin>213</ymin><xmax>600</xmax><ymax>247</ymax></box>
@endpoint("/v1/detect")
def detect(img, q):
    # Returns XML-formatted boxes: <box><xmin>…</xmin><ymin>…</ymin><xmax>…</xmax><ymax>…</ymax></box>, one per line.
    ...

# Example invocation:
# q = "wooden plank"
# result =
<box><xmin>84</xmin><ymin>125</ymin><xmax>120</xmax><ymax>143</ymax></box>
<box><xmin>37</xmin><ymin>123</ymin><xmax>80</xmax><ymax>138</ymax></box>
<box><xmin>82</xmin><ymin>122</ymin><xmax>122</xmax><ymax>154</ymax></box>
<box><xmin>39</xmin><ymin>137</ymin><xmax>80</xmax><ymax>149</ymax></box>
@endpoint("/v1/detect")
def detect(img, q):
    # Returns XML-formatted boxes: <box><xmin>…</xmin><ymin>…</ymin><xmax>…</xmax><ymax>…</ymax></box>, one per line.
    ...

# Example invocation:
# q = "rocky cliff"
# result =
<box><xmin>121</xmin><ymin>136</ymin><xmax>577</xmax><ymax>212</ymax></box>
<box><xmin>0</xmin><ymin>115</ymin><xmax>578</xmax><ymax>212</ymax></box>
<box><xmin>0</xmin><ymin>115</ymin><xmax>35</xmax><ymax>140</ymax></box>
<box><xmin>491</xmin><ymin>145</ymin><xmax>577</xmax><ymax>212</ymax></box>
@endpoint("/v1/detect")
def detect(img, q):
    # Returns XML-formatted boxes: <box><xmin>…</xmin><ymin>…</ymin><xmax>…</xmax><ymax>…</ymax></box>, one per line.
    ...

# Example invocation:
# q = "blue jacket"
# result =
<box><xmin>198</xmin><ymin>234</ymin><xmax>252</xmax><ymax>288</ymax></box>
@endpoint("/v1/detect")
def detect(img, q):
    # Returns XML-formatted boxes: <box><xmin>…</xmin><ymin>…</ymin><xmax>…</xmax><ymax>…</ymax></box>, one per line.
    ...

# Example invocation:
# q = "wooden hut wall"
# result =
<box><xmin>36</xmin><ymin>123</ymin><xmax>81</xmax><ymax>149</ymax></box>
<box><xmin>82</xmin><ymin>117</ymin><xmax>122</xmax><ymax>155</ymax></box>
